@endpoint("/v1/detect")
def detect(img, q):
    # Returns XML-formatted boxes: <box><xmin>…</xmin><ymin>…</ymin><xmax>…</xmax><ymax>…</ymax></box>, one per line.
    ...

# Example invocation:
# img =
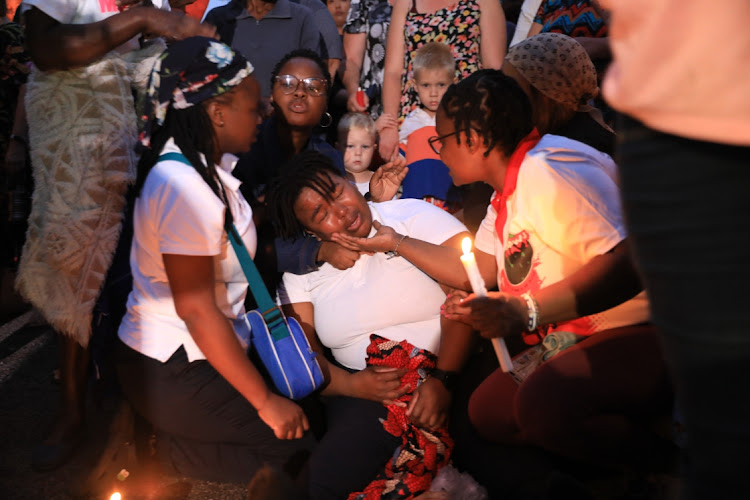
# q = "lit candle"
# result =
<box><xmin>460</xmin><ymin>237</ymin><xmax>513</xmax><ymax>372</ymax></box>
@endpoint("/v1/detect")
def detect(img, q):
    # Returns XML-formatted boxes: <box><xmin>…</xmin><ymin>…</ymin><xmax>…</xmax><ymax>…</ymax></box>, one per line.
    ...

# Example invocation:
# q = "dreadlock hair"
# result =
<box><xmin>270</xmin><ymin>48</ymin><xmax>332</xmax><ymax>98</ymax></box>
<box><xmin>135</xmin><ymin>91</ymin><xmax>236</xmax><ymax>231</ymax></box>
<box><xmin>440</xmin><ymin>69</ymin><xmax>533</xmax><ymax>158</ymax></box>
<box><xmin>266</xmin><ymin>151</ymin><xmax>343</xmax><ymax>240</ymax></box>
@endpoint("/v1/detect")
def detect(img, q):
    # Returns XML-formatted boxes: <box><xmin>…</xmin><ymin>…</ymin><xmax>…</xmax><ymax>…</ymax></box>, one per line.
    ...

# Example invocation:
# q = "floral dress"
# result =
<box><xmin>345</xmin><ymin>0</ymin><xmax>393</xmax><ymax>120</ymax></box>
<box><xmin>400</xmin><ymin>0</ymin><xmax>482</xmax><ymax>120</ymax></box>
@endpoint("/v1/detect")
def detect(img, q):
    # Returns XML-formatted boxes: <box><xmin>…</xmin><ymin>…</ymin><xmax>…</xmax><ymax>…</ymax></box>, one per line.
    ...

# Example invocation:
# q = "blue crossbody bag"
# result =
<box><xmin>159</xmin><ymin>152</ymin><xmax>324</xmax><ymax>400</ymax></box>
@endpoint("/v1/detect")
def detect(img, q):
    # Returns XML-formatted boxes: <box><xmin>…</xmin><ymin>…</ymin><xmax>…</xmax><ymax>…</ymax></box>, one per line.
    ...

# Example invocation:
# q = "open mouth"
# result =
<box><xmin>289</xmin><ymin>99</ymin><xmax>308</xmax><ymax>113</ymax></box>
<box><xmin>346</xmin><ymin>213</ymin><xmax>361</xmax><ymax>233</ymax></box>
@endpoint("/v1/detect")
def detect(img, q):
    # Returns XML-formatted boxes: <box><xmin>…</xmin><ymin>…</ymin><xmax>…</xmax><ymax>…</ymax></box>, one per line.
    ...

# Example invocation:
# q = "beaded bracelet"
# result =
<box><xmin>521</xmin><ymin>292</ymin><xmax>540</xmax><ymax>332</ymax></box>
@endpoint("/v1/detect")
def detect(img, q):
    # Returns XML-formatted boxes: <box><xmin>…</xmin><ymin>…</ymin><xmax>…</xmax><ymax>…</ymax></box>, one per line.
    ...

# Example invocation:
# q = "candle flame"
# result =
<box><xmin>461</xmin><ymin>237</ymin><xmax>472</xmax><ymax>255</ymax></box>
<box><xmin>110</xmin><ymin>493</ymin><xmax>122</xmax><ymax>500</ymax></box>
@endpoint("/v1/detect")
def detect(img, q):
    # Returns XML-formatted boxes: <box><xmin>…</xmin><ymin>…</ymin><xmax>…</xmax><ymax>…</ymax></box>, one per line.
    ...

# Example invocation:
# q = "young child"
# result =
<box><xmin>337</xmin><ymin>112</ymin><xmax>378</xmax><ymax>196</ymax></box>
<box><xmin>399</xmin><ymin>42</ymin><xmax>459</xmax><ymax>212</ymax></box>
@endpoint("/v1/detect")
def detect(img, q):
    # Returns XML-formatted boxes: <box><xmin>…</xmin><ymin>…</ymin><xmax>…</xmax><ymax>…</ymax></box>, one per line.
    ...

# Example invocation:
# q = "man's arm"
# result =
<box><xmin>25</xmin><ymin>5</ymin><xmax>216</xmax><ymax>71</ymax></box>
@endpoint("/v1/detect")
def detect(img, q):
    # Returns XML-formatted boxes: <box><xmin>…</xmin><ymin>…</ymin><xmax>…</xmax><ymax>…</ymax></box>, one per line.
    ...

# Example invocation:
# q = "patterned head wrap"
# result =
<box><xmin>138</xmin><ymin>36</ymin><xmax>254</xmax><ymax>149</ymax></box>
<box><xmin>506</xmin><ymin>33</ymin><xmax>598</xmax><ymax>110</ymax></box>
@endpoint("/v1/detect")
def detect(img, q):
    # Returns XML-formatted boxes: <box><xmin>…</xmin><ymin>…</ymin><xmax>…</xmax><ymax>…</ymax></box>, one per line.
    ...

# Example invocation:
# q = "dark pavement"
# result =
<box><xmin>0</xmin><ymin>266</ymin><xmax>247</xmax><ymax>500</ymax></box>
<box><xmin>0</xmin><ymin>264</ymin><xmax>683</xmax><ymax>500</ymax></box>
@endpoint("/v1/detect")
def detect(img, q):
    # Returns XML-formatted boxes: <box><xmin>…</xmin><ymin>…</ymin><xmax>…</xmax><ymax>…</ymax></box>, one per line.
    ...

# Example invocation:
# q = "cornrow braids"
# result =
<box><xmin>135</xmin><ymin>100</ymin><xmax>235</xmax><ymax>231</ymax></box>
<box><xmin>270</xmin><ymin>48</ymin><xmax>332</xmax><ymax>97</ymax></box>
<box><xmin>440</xmin><ymin>69</ymin><xmax>533</xmax><ymax>157</ymax></box>
<box><xmin>266</xmin><ymin>151</ymin><xmax>343</xmax><ymax>240</ymax></box>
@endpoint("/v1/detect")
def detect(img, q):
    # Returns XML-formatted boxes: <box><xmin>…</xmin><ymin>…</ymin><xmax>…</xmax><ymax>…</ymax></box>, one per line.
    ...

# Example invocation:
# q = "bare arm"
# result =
<box><xmin>164</xmin><ymin>253</ymin><xmax>308</xmax><ymax>439</ymax></box>
<box><xmin>381</xmin><ymin>0</ymin><xmax>408</xmax><ymax>119</ymax></box>
<box><xmin>445</xmin><ymin>240</ymin><xmax>644</xmax><ymax>339</ymax></box>
<box><xmin>331</xmin><ymin>221</ymin><xmax>479</xmax><ymax>290</ymax></box>
<box><xmin>342</xmin><ymin>32</ymin><xmax>367</xmax><ymax>112</ymax></box>
<box><xmin>526</xmin><ymin>21</ymin><xmax>542</xmax><ymax>39</ymax></box>
<box><xmin>25</xmin><ymin>6</ymin><xmax>216</xmax><ymax>71</ymax></box>
<box><xmin>534</xmin><ymin>239</ymin><xmax>642</xmax><ymax>325</ymax></box>
<box><xmin>477</xmin><ymin>0</ymin><xmax>506</xmax><ymax>68</ymax></box>
<box><xmin>378</xmin><ymin>0</ymin><xmax>409</xmax><ymax>159</ymax></box>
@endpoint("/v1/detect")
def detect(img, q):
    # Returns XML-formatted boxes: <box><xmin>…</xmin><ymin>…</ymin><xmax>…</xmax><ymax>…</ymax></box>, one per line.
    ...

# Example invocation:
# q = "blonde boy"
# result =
<box><xmin>337</xmin><ymin>112</ymin><xmax>378</xmax><ymax>196</ymax></box>
<box><xmin>399</xmin><ymin>43</ymin><xmax>459</xmax><ymax>211</ymax></box>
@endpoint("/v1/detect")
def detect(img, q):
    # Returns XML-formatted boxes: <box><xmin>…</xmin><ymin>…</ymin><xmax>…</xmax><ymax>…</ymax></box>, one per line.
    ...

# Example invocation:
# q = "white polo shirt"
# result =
<box><xmin>279</xmin><ymin>199</ymin><xmax>467</xmax><ymax>370</ymax></box>
<box><xmin>119</xmin><ymin>140</ymin><xmax>257</xmax><ymax>362</ymax></box>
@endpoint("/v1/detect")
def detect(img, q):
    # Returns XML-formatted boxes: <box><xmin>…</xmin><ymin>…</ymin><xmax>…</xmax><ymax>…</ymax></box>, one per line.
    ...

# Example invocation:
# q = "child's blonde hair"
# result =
<box><xmin>412</xmin><ymin>42</ymin><xmax>456</xmax><ymax>79</ymax></box>
<box><xmin>337</xmin><ymin>112</ymin><xmax>378</xmax><ymax>143</ymax></box>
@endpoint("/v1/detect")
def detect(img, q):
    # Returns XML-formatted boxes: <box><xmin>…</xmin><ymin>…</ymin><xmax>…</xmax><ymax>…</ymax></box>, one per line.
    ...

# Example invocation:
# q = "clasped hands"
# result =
<box><xmin>442</xmin><ymin>289</ymin><xmax>529</xmax><ymax>340</ymax></box>
<box><xmin>350</xmin><ymin>365</ymin><xmax>451</xmax><ymax>430</ymax></box>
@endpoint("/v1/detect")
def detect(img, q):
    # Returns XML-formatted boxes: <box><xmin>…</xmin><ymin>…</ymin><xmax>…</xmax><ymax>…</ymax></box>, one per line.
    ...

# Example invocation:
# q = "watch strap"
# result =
<box><xmin>429</xmin><ymin>368</ymin><xmax>458</xmax><ymax>391</ymax></box>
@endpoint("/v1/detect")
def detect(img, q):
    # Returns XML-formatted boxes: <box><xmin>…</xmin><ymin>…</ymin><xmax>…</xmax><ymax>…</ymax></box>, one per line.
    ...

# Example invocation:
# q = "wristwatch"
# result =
<box><xmin>429</xmin><ymin>368</ymin><xmax>458</xmax><ymax>391</ymax></box>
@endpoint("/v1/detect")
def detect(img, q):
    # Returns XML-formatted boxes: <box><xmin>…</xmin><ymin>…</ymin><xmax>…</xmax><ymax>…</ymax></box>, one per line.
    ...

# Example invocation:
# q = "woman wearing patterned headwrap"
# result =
<box><xmin>503</xmin><ymin>32</ymin><xmax>615</xmax><ymax>155</ymax></box>
<box><xmin>115</xmin><ymin>37</ymin><xmax>313</xmax><ymax>483</ymax></box>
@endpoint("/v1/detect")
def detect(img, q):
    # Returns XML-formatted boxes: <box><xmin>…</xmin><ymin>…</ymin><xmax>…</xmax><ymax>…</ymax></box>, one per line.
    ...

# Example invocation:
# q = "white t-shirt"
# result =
<box><xmin>509</xmin><ymin>0</ymin><xmax>543</xmax><ymax>47</ymax></box>
<box><xmin>118</xmin><ymin>139</ymin><xmax>257</xmax><ymax>363</ymax></box>
<box><xmin>279</xmin><ymin>199</ymin><xmax>467</xmax><ymax>370</ymax></box>
<box><xmin>475</xmin><ymin>134</ymin><xmax>649</xmax><ymax>337</ymax></box>
<box><xmin>24</xmin><ymin>0</ymin><xmax>170</xmax><ymax>52</ymax></box>
<box><xmin>354</xmin><ymin>180</ymin><xmax>370</xmax><ymax>197</ymax></box>
<box><xmin>399</xmin><ymin>107</ymin><xmax>434</xmax><ymax>144</ymax></box>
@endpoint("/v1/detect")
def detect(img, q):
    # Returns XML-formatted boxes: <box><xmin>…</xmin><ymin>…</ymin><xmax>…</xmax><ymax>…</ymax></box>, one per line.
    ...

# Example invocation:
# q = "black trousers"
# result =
<box><xmin>617</xmin><ymin>116</ymin><xmax>750</xmax><ymax>500</ymax></box>
<box><xmin>116</xmin><ymin>340</ymin><xmax>314</xmax><ymax>483</ymax></box>
<box><xmin>307</xmin><ymin>396</ymin><xmax>400</xmax><ymax>500</ymax></box>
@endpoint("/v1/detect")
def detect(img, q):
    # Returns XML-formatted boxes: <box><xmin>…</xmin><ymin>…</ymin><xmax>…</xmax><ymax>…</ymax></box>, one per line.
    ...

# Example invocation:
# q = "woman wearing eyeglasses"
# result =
<box><xmin>232</xmin><ymin>49</ymin><xmax>405</xmax><ymax>297</ymax></box>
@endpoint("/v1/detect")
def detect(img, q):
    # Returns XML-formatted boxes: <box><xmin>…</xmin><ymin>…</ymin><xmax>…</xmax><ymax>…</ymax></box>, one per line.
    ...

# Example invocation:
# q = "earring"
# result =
<box><xmin>319</xmin><ymin>112</ymin><xmax>333</xmax><ymax>128</ymax></box>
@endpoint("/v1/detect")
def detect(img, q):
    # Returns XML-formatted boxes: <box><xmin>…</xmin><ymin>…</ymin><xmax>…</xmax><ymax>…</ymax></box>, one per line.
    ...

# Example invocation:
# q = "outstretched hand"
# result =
<box><xmin>369</xmin><ymin>156</ymin><xmax>408</xmax><ymax>202</ymax></box>
<box><xmin>442</xmin><ymin>291</ymin><xmax>528</xmax><ymax>339</ymax></box>
<box><xmin>331</xmin><ymin>220</ymin><xmax>401</xmax><ymax>255</ymax></box>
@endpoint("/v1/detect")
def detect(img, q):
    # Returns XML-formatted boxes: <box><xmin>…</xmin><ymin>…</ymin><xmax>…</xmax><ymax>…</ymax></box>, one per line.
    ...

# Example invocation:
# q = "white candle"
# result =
<box><xmin>460</xmin><ymin>237</ymin><xmax>513</xmax><ymax>372</ymax></box>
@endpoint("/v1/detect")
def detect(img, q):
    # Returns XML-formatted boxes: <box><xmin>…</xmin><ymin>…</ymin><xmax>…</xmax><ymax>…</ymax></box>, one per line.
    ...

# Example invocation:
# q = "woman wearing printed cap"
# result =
<box><xmin>115</xmin><ymin>37</ymin><xmax>313</xmax><ymax>484</ymax></box>
<box><xmin>503</xmin><ymin>32</ymin><xmax>615</xmax><ymax>155</ymax></box>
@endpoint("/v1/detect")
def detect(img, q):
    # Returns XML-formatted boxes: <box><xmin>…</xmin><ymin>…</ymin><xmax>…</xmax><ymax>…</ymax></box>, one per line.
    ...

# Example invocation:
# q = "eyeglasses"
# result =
<box><xmin>427</xmin><ymin>131</ymin><xmax>459</xmax><ymax>155</ymax></box>
<box><xmin>274</xmin><ymin>75</ymin><xmax>328</xmax><ymax>97</ymax></box>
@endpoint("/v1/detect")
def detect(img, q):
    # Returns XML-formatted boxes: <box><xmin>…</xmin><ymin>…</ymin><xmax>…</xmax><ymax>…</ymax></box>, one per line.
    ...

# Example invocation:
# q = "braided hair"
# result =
<box><xmin>440</xmin><ymin>69</ymin><xmax>533</xmax><ymax>157</ymax></box>
<box><xmin>270</xmin><ymin>48</ymin><xmax>332</xmax><ymax>97</ymax></box>
<box><xmin>266</xmin><ymin>151</ymin><xmax>343</xmax><ymax>240</ymax></box>
<box><xmin>135</xmin><ymin>93</ymin><xmax>236</xmax><ymax>231</ymax></box>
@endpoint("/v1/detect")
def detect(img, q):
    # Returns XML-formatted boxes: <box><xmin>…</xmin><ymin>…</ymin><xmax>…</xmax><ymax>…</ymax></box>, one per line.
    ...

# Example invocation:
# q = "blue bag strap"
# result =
<box><xmin>158</xmin><ymin>152</ymin><xmax>289</xmax><ymax>340</ymax></box>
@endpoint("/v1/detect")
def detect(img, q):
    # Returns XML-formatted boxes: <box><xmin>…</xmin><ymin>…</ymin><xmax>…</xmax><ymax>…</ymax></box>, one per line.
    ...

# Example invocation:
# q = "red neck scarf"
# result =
<box><xmin>490</xmin><ymin>129</ymin><xmax>541</xmax><ymax>243</ymax></box>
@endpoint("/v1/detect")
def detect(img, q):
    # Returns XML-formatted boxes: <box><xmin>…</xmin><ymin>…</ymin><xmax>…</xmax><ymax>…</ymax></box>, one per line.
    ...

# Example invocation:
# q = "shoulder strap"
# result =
<box><xmin>157</xmin><ymin>152</ymin><xmax>287</xmax><ymax>335</ymax></box>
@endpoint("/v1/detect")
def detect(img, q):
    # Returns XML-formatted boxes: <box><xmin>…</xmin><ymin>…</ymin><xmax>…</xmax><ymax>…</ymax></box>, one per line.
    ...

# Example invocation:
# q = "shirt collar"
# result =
<box><xmin>162</xmin><ymin>138</ymin><xmax>243</xmax><ymax>192</ymax></box>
